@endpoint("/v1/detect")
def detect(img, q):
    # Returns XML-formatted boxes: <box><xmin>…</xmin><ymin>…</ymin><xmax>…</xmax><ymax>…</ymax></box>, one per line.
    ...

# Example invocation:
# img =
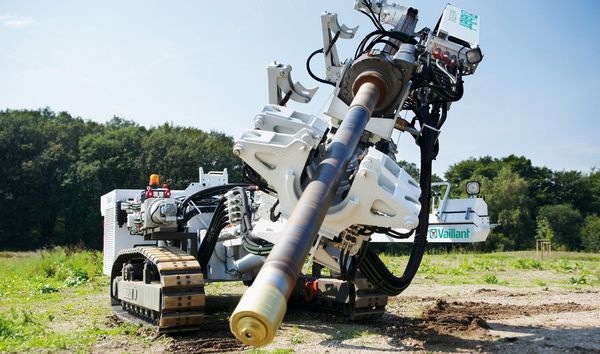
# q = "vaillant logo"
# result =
<box><xmin>428</xmin><ymin>228</ymin><xmax>471</xmax><ymax>239</ymax></box>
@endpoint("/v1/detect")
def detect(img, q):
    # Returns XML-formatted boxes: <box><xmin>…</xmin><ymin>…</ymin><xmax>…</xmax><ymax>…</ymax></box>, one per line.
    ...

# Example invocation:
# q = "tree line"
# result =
<box><xmin>0</xmin><ymin>109</ymin><xmax>242</xmax><ymax>250</ymax></box>
<box><xmin>1</xmin><ymin>109</ymin><xmax>598</xmax><ymax>252</ymax></box>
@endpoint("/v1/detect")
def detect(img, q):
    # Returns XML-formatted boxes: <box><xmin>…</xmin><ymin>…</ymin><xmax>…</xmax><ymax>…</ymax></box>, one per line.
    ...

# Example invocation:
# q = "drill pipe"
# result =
<box><xmin>230</xmin><ymin>80</ymin><xmax>381</xmax><ymax>347</ymax></box>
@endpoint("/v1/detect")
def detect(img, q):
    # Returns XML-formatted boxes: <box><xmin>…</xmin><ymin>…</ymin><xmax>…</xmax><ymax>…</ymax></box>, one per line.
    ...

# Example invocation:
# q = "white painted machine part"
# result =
<box><xmin>370</xmin><ymin>183</ymin><xmax>490</xmax><ymax>243</ymax></box>
<box><xmin>267</xmin><ymin>62</ymin><xmax>318</xmax><ymax>105</ymax></box>
<box><xmin>353</xmin><ymin>0</ymin><xmax>412</xmax><ymax>28</ymax></box>
<box><xmin>234</xmin><ymin>105</ymin><xmax>328</xmax><ymax>217</ymax></box>
<box><xmin>320</xmin><ymin>146</ymin><xmax>421</xmax><ymax>238</ymax></box>
<box><xmin>323</xmin><ymin>89</ymin><xmax>396</xmax><ymax>143</ymax></box>
<box><xmin>320</xmin><ymin>12</ymin><xmax>358</xmax><ymax>83</ymax></box>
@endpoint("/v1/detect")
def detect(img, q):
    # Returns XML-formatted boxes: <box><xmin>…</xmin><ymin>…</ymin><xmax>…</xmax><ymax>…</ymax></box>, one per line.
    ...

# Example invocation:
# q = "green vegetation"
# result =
<box><xmin>581</xmin><ymin>215</ymin><xmax>600</xmax><ymax>252</ymax></box>
<box><xmin>0</xmin><ymin>248</ymin><xmax>141</xmax><ymax>353</ymax></box>
<box><xmin>1</xmin><ymin>249</ymin><xmax>598</xmax><ymax>352</ymax></box>
<box><xmin>289</xmin><ymin>326</ymin><xmax>305</xmax><ymax>344</ymax></box>
<box><xmin>444</xmin><ymin>156</ymin><xmax>600</xmax><ymax>252</ymax></box>
<box><xmin>382</xmin><ymin>251</ymin><xmax>600</xmax><ymax>288</ymax></box>
<box><xmin>483</xmin><ymin>274</ymin><xmax>499</xmax><ymax>284</ymax></box>
<box><xmin>1</xmin><ymin>109</ymin><xmax>599</xmax><ymax>252</ymax></box>
<box><xmin>0</xmin><ymin>109</ymin><xmax>243</xmax><ymax>250</ymax></box>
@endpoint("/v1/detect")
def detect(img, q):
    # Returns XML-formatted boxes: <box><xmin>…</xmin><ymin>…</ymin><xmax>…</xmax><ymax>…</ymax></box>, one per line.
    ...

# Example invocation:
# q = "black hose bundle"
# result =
<box><xmin>234</xmin><ymin>187</ymin><xmax>274</xmax><ymax>255</ymax></box>
<box><xmin>197</xmin><ymin>197</ymin><xmax>229</xmax><ymax>270</ymax></box>
<box><xmin>179</xmin><ymin>183</ymin><xmax>250</xmax><ymax>225</ymax></box>
<box><xmin>357</xmin><ymin>100</ymin><xmax>439</xmax><ymax>296</ymax></box>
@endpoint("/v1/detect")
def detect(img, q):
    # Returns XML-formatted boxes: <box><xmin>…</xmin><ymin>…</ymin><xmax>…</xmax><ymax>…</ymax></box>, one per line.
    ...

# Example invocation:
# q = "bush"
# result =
<box><xmin>538</xmin><ymin>204</ymin><xmax>583</xmax><ymax>251</ymax></box>
<box><xmin>581</xmin><ymin>215</ymin><xmax>600</xmax><ymax>252</ymax></box>
<box><xmin>483</xmin><ymin>232</ymin><xmax>515</xmax><ymax>252</ymax></box>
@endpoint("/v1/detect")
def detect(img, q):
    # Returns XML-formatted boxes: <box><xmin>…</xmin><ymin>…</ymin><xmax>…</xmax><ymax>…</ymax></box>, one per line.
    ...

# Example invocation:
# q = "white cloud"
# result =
<box><xmin>0</xmin><ymin>15</ymin><xmax>37</xmax><ymax>29</ymax></box>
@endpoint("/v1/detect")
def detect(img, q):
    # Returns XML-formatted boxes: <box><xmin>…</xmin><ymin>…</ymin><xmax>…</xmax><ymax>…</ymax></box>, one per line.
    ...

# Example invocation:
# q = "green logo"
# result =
<box><xmin>428</xmin><ymin>227</ymin><xmax>471</xmax><ymax>240</ymax></box>
<box><xmin>459</xmin><ymin>10</ymin><xmax>478</xmax><ymax>31</ymax></box>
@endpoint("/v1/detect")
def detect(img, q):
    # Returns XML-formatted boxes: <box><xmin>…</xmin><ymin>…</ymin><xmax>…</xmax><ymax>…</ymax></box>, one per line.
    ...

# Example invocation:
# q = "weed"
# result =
<box><xmin>39</xmin><ymin>284</ymin><xmax>59</xmax><ymax>294</ymax></box>
<box><xmin>552</xmin><ymin>259</ymin><xmax>579</xmax><ymax>273</ymax></box>
<box><xmin>570</xmin><ymin>275</ymin><xmax>587</xmax><ymax>285</ymax></box>
<box><xmin>513</xmin><ymin>258</ymin><xmax>542</xmax><ymax>270</ymax></box>
<box><xmin>484</xmin><ymin>274</ymin><xmax>498</xmax><ymax>284</ymax></box>
<box><xmin>473</xmin><ymin>259</ymin><xmax>493</xmax><ymax>271</ymax></box>
<box><xmin>0</xmin><ymin>317</ymin><xmax>14</xmax><ymax>338</ymax></box>
<box><xmin>289</xmin><ymin>326</ymin><xmax>305</xmax><ymax>344</ymax></box>
<box><xmin>63</xmin><ymin>268</ymin><xmax>89</xmax><ymax>287</ymax></box>
<box><xmin>535</xmin><ymin>280</ymin><xmax>547</xmax><ymax>287</ymax></box>
<box><xmin>21</xmin><ymin>310</ymin><xmax>39</xmax><ymax>325</ymax></box>
<box><xmin>458</xmin><ymin>259</ymin><xmax>475</xmax><ymax>272</ymax></box>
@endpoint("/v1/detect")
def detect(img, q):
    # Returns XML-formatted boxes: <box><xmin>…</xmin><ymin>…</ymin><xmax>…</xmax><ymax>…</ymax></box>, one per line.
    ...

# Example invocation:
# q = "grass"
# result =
<box><xmin>381</xmin><ymin>250</ymin><xmax>600</xmax><ymax>288</ymax></box>
<box><xmin>0</xmin><ymin>247</ymin><xmax>141</xmax><ymax>353</ymax></box>
<box><xmin>1</xmin><ymin>248</ymin><xmax>599</xmax><ymax>352</ymax></box>
<box><xmin>289</xmin><ymin>326</ymin><xmax>305</xmax><ymax>344</ymax></box>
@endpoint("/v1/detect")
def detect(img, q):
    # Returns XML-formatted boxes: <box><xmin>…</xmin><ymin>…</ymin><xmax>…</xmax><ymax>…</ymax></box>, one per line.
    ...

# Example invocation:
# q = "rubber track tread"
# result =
<box><xmin>308</xmin><ymin>277</ymin><xmax>388</xmax><ymax>321</ymax></box>
<box><xmin>114</xmin><ymin>246</ymin><xmax>205</xmax><ymax>333</ymax></box>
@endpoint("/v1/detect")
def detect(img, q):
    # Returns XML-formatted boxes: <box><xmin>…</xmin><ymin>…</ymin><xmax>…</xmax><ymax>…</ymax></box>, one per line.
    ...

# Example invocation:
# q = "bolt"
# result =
<box><xmin>232</xmin><ymin>145</ymin><xmax>243</xmax><ymax>157</ymax></box>
<box><xmin>254</xmin><ymin>115</ymin><xmax>264</xmax><ymax>129</ymax></box>
<box><xmin>403</xmin><ymin>216</ymin><xmax>418</xmax><ymax>230</ymax></box>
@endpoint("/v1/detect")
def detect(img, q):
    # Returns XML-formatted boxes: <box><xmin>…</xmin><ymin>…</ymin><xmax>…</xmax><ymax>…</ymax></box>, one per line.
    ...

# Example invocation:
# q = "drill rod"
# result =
<box><xmin>230</xmin><ymin>79</ymin><xmax>381</xmax><ymax>346</ymax></box>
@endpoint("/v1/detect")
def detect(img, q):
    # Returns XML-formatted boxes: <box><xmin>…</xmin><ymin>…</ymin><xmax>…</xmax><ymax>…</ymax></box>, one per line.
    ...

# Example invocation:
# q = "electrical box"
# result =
<box><xmin>435</xmin><ymin>4</ymin><xmax>480</xmax><ymax>48</ymax></box>
<box><xmin>100</xmin><ymin>190</ymin><xmax>155</xmax><ymax>275</ymax></box>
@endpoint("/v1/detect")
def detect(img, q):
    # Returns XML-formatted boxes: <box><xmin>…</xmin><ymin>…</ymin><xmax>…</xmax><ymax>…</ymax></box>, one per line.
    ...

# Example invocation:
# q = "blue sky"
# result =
<box><xmin>1</xmin><ymin>1</ymin><xmax>599</xmax><ymax>177</ymax></box>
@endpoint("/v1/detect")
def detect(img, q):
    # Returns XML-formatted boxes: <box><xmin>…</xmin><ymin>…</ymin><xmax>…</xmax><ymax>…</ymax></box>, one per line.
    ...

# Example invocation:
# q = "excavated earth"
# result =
<box><xmin>96</xmin><ymin>284</ymin><xmax>600</xmax><ymax>353</ymax></box>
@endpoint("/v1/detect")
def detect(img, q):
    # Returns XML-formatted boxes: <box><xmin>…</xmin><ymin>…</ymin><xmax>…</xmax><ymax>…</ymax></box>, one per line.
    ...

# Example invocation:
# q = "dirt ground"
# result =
<box><xmin>94</xmin><ymin>283</ymin><xmax>600</xmax><ymax>354</ymax></box>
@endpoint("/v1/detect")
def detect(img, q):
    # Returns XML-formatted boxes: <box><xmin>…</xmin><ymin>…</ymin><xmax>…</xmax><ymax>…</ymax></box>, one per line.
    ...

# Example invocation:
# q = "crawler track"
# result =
<box><xmin>110</xmin><ymin>246</ymin><xmax>205</xmax><ymax>333</ymax></box>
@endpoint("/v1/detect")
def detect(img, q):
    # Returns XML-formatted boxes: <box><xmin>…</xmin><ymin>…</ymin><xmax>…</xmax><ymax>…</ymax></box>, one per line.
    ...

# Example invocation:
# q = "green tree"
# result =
<box><xmin>535</xmin><ymin>216</ymin><xmax>553</xmax><ymax>241</ymax></box>
<box><xmin>0</xmin><ymin>109</ymin><xmax>97</xmax><ymax>248</ymax></box>
<box><xmin>139</xmin><ymin>125</ymin><xmax>242</xmax><ymax>189</ymax></box>
<box><xmin>76</xmin><ymin>123</ymin><xmax>146</xmax><ymax>192</ymax></box>
<box><xmin>550</xmin><ymin>170</ymin><xmax>591</xmax><ymax>214</ymax></box>
<box><xmin>581</xmin><ymin>215</ymin><xmax>600</xmax><ymax>252</ymax></box>
<box><xmin>397</xmin><ymin>160</ymin><xmax>420</xmax><ymax>180</ymax></box>
<box><xmin>501</xmin><ymin>155</ymin><xmax>554</xmax><ymax>208</ymax></box>
<box><xmin>538</xmin><ymin>204</ymin><xmax>583</xmax><ymax>251</ymax></box>
<box><xmin>397</xmin><ymin>160</ymin><xmax>442</xmax><ymax>183</ymax></box>
<box><xmin>585</xmin><ymin>170</ymin><xmax>600</xmax><ymax>214</ymax></box>
<box><xmin>445</xmin><ymin>156</ymin><xmax>498</xmax><ymax>187</ymax></box>
<box><xmin>485</xmin><ymin>167</ymin><xmax>534</xmax><ymax>250</ymax></box>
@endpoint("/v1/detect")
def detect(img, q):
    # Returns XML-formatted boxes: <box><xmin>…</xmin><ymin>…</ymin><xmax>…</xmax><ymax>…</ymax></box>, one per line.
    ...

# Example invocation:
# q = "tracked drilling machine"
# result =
<box><xmin>101</xmin><ymin>0</ymin><xmax>487</xmax><ymax>347</ymax></box>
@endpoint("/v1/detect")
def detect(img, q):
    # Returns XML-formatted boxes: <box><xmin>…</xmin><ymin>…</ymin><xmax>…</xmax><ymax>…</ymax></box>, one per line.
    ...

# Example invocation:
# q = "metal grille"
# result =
<box><xmin>103</xmin><ymin>207</ymin><xmax>115</xmax><ymax>275</ymax></box>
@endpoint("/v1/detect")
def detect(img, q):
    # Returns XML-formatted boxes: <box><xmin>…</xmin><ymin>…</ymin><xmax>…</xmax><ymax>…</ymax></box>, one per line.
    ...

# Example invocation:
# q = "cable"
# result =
<box><xmin>354</xmin><ymin>30</ymin><xmax>417</xmax><ymax>59</ymax></box>
<box><xmin>243</xmin><ymin>163</ymin><xmax>276</xmax><ymax>194</ymax></box>
<box><xmin>324</xmin><ymin>31</ymin><xmax>341</xmax><ymax>57</ymax></box>
<box><xmin>269</xmin><ymin>199</ymin><xmax>281</xmax><ymax>222</ymax></box>
<box><xmin>197</xmin><ymin>197</ymin><xmax>228</xmax><ymax>270</ymax></box>
<box><xmin>230</xmin><ymin>186</ymin><xmax>275</xmax><ymax>255</ymax></box>
<box><xmin>306</xmin><ymin>48</ymin><xmax>335</xmax><ymax>86</ymax></box>
<box><xmin>359</xmin><ymin>0</ymin><xmax>384</xmax><ymax>31</ymax></box>
<box><xmin>358</xmin><ymin>98</ymin><xmax>439</xmax><ymax>296</ymax></box>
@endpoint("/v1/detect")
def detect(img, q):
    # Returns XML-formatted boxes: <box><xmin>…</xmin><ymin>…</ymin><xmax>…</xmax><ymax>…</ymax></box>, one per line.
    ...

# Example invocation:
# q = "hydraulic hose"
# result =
<box><xmin>358</xmin><ymin>103</ymin><xmax>437</xmax><ymax>296</ymax></box>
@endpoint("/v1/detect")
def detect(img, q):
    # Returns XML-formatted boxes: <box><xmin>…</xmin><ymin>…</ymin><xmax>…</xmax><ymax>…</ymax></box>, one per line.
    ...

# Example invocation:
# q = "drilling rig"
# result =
<box><xmin>101</xmin><ymin>1</ymin><xmax>487</xmax><ymax>347</ymax></box>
